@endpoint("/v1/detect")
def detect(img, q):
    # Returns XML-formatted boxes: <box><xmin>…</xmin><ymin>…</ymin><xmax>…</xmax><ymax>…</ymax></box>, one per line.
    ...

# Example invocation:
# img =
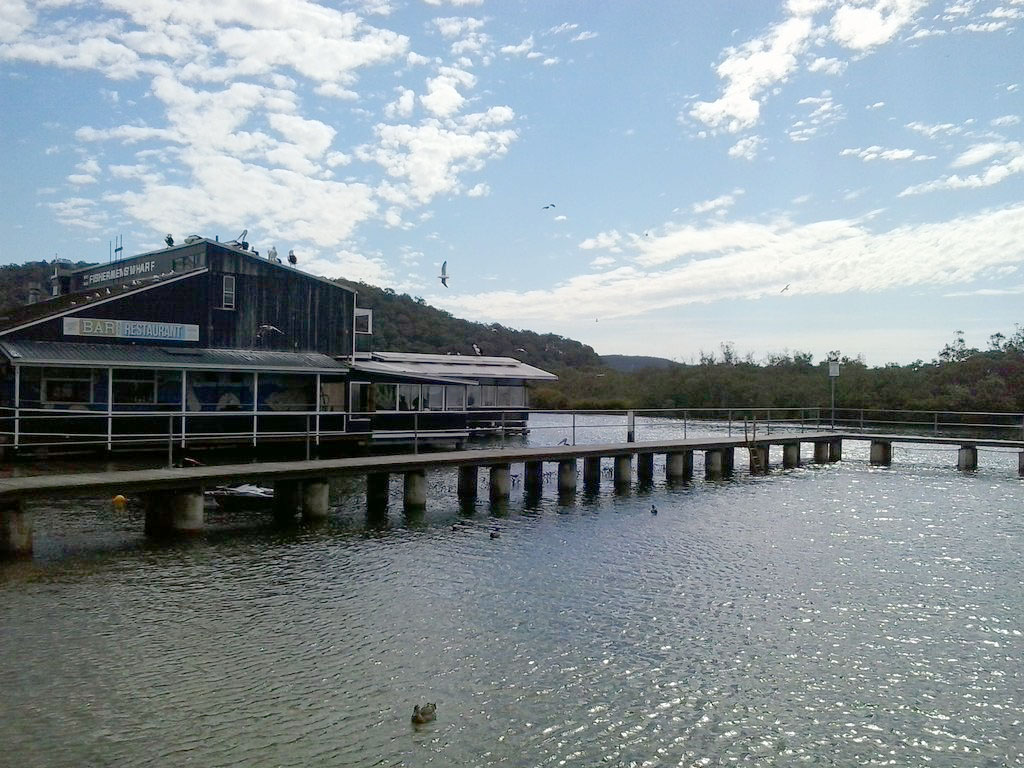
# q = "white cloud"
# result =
<box><xmin>439</xmin><ymin>204</ymin><xmax>1024</xmax><ymax>324</ymax></box>
<box><xmin>690</xmin><ymin>15</ymin><xmax>815</xmax><ymax>133</ymax></box>
<box><xmin>788</xmin><ymin>91</ymin><xmax>844</xmax><ymax>141</ymax></box>
<box><xmin>548</xmin><ymin>23</ymin><xmax>579</xmax><ymax>35</ymax></box>
<box><xmin>420</xmin><ymin>66</ymin><xmax>475</xmax><ymax>117</ymax></box>
<box><xmin>572</xmin><ymin>31</ymin><xmax>598</xmax><ymax>42</ymax></box>
<box><xmin>385</xmin><ymin>87</ymin><xmax>416</xmax><ymax>119</ymax></box>
<box><xmin>542</xmin><ymin>57</ymin><xmax>560</xmax><ymax>66</ymax></box>
<box><xmin>906</xmin><ymin>120</ymin><xmax>964</xmax><ymax>139</ymax></box>
<box><xmin>866</xmin><ymin>101</ymin><xmax>885</xmax><ymax>109</ymax></box>
<box><xmin>991</xmin><ymin>115</ymin><xmax>1021</xmax><ymax>127</ymax></box>
<box><xmin>899</xmin><ymin>142</ymin><xmax>1024</xmax><ymax>195</ymax></box>
<box><xmin>434</xmin><ymin>16</ymin><xmax>485</xmax><ymax>39</ymax></box>
<box><xmin>579</xmin><ymin>230</ymin><xmax>623</xmax><ymax>252</ymax></box>
<box><xmin>728</xmin><ymin>135</ymin><xmax>764</xmax><ymax>160</ymax></box>
<box><xmin>807</xmin><ymin>56</ymin><xmax>847</xmax><ymax>75</ymax></box>
<box><xmin>267</xmin><ymin>113</ymin><xmax>336</xmax><ymax>158</ymax></box>
<box><xmin>304</xmin><ymin>249</ymin><xmax>394</xmax><ymax>284</ymax></box>
<box><xmin>500</xmin><ymin>35</ymin><xmax>534</xmax><ymax>55</ymax></box>
<box><xmin>423</xmin><ymin>0</ymin><xmax>483</xmax><ymax>5</ymax></box>
<box><xmin>840</xmin><ymin>145</ymin><xmax>934</xmax><ymax>161</ymax></box>
<box><xmin>589</xmin><ymin>255</ymin><xmax>615</xmax><ymax>267</ymax></box>
<box><xmin>830</xmin><ymin>0</ymin><xmax>929</xmax><ymax>50</ymax></box>
<box><xmin>466</xmin><ymin>182</ymin><xmax>489</xmax><ymax>197</ymax></box>
<box><xmin>693</xmin><ymin>191</ymin><xmax>742</xmax><ymax>214</ymax></box>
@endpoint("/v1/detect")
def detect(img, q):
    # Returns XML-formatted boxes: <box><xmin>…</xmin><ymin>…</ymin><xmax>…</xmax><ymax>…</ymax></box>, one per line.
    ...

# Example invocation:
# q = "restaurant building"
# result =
<box><xmin>0</xmin><ymin>237</ymin><xmax>554</xmax><ymax>455</ymax></box>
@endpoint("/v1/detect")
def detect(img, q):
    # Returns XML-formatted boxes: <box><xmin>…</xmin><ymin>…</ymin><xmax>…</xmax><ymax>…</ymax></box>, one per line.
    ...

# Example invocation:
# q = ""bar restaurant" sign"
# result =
<box><xmin>63</xmin><ymin>317</ymin><xmax>199</xmax><ymax>342</ymax></box>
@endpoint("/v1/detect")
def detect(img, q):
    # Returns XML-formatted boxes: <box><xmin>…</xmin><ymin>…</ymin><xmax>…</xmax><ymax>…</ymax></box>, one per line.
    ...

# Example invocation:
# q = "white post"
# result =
<box><xmin>315</xmin><ymin>373</ymin><xmax>321</xmax><ymax>445</ymax></box>
<box><xmin>107</xmin><ymin>367</ymin><xmax>113</xmax><ymax>450</ymax></box>
<box><xmin>252</xmin><ymin>371</ymin><xmax>259</xmax><ymax>446</ymax></box>
<box><xmin>180</xmin><ymin>369</ymin><xmax>187</xmax><ymax>448</ymax></box>
<box><xmin>13</xmin><ymin>365</ymin><xmax>20</xmax><ymax>449</ymax></box>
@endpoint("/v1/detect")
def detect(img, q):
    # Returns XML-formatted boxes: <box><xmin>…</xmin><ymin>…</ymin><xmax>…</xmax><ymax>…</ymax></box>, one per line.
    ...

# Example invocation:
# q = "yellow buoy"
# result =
<box><xmin>112</xmin><ymin>494</ymin><xmax>127</xmax><ymax>511</ymax></box>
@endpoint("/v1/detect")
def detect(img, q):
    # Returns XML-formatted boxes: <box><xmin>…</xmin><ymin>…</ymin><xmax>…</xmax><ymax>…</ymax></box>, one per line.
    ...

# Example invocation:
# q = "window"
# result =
<box><xmin>398</xmin><ymin>383</ymin><xmax>420</xmax><ymax>411</ymax></box>
<box><xmin>467</xmin><ymin>385</ymin><xmax>480</xmax><ymax>407</ymax></box>
<box><xmin>349</xmin><ymin>382</ymin><xmax>370</xmax><ymax>416</ymax></box>
<box><xmin>424</xmin><ymin>384</ymin><xmax>444</xmax><ymax>410</ymax></box>
<box><xmin>355</xmin><ymin>307</ymin><xmax>372</xmax><ymax>334</ymax></box>
<box><xmin>112</xmin><ymin>369</ymin><xmax>156</xmax><ymax>405</ymax></box>
<box><xmin>371</xmin><ymin>383</ymin><xmax>397</xmax><ymax>411</ymax></box>
<box><xmin>445</xmin><ymin>385</ymin><xmax>466</xmax><ymax>411</ymax></box>
<box><xmin>41</xmin><ymin>367</ymin><xmax>92</xmax><ymax>405</ymax></box>
<box><xmin>222</xmin><ymin>275</ymin><xmax>235</xmax><ymax>309</ymax></box>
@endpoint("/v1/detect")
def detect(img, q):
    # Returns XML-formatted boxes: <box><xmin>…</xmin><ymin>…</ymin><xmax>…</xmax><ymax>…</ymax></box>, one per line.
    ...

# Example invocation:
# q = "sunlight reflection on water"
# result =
<box><xmin>2</xmin><ymin>415</ymin><xmax>1023</xmax><ymax>766</ymax></box>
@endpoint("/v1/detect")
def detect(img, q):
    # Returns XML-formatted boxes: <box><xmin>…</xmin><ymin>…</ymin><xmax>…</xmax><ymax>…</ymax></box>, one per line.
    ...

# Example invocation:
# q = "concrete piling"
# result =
<box><xmin>301</xmin><ymin>479</ymin><xmax>330</xmax><ymax>520</ymax></box>
<box><xmin>558</xmin><ymin>459</ymin><xmax>577</xmax><ymax>493</ymax></box>
<box><xmin>637</xmin><ymin>453</ymin><xmax>654</xmax><ymax>483</ymax></box>
<box><xmin>583</xmin><ymin>457</ymin><xmax>601</xmax><ymax>488</ymax></box>
<box><xmin>524</xmin><ymin>461</ymin><xmax>544</xmax><ymax>493</ymax></box>
<box><xmin>490</xmin><ymin>463</ymin><xmax>511</xmax><ymax>501</ymax></box>
<box><xmin>666</xmin><ymin>451</ymin><xmax>693</xmax><ymax>481</ymax></box>
<box><xmin>782</xmin><ymin>442</ymin><xmax>800</xmax><ymax>469</ymax></box>
<box><xmin>458</xmin><ymin>466</ymin><xmax>478</xmax><ymax>499</ymax></box>
<box><xmin>403</xmin><ymin>469</ymin><xmax>427</xmax><ymax>510</ymax></box>
<box><xmin>829</xmin><ymin>439</ymin><xmax>843</xmax><ymax>462</ymax></box>
<box><xmin>613</xmin><ymin>455</ymin><xmax>631</xmax><ymax>488</ymax></box>
<box><xmin>143</xmin><ymin>487</ymin><xmax>204</xmax><ymax>536</ymax></box>
<box><xmin>0</xmin><ymin>499</ymin><xmax>31</xmax><ymax>558</ymax></box>
<box><xmin>870</xmin><ymin>440</ymin><xmax>892</xmax><ymax>466</ymax></box>
<box><xmin>813</xmin><ymin>442</ymin><xmax>830</xmax><ymax>464</ymax></box>
<box><xmin>957</xmin><ymin>445</ymin><xmax>978</xmax><ymax>471</ymax></box>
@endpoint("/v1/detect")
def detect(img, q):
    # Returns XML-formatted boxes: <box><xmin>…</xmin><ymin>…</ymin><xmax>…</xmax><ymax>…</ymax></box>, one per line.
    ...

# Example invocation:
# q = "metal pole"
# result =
<box><xmin>728</xmin><ymin>409</ymin><xmax>732</xmax><ymax>437</ymax></box>
<box><xmin>167</xmin><ymin>413</ymin><xmax>174</xmax><ymax>468</ymax></box>
<box><xmin>305</xmin><ymin>414</ymin><xmax>311</xmax><ymax>460</ymax></box>
<box><xmin>571</xmin><ymin>412</ymin><xmax>576</xmax><ymax>446</ymax></box>
<box><xmin>933</xmin><ymin>412</ymin><xmax>938</xmax><ymax>436</ymax></box>
<box><xmin>683</xmin><ymin>410</ymin><xmax>687</xmax><ymax>439</ymax></box>
<box><xmin>413</xmin><ymin>411</ymin><xmax>419</xmax><ymax>455</ymax></box>
<box><xmin>501</xmin><ymin>411</ymin><xmax>506</xmax><ymax>448</ymax></box>
<box><xmin>13</xmin><ymin>364</ymin><xmax>20</xmax><ymax>449</ymax></box>
<box><xmin>830</xmin><ymin>379</ymin><xmax>835</xmax><ymax>430</ymax></box>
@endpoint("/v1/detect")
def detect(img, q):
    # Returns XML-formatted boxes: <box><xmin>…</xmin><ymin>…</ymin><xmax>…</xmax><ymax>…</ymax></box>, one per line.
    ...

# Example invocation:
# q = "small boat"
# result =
<box><xmin>205</xmin><ymin>483</ymin><xmax>275</xmax><ymax>511</ymax></box>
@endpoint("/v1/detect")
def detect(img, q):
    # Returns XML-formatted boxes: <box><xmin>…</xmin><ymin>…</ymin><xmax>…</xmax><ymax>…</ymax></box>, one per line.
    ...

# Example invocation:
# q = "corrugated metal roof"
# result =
<box><xmin>348</xmin><ymin>360</ymin><xmax>472</xmax><ymax>384</ymax></box>
<box><xmin>366</xmin><ymin>351</ymin><xmax>557</xmax><ymax>381</ymax></box>
<box><xmin>0</xmin><ymin>340</ymin><xmax>349</xmax><ymax>373</ymax></box>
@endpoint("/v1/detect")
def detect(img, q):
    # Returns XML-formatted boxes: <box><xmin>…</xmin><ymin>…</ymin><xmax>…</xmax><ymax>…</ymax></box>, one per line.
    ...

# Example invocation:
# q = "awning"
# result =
<box><xmin>364</xmin><ymin>351</ymin><xmax>557</xmax><ymax>382</ymax></box>
<box><xmin>348</xmin><ymin>360</ymin><xmax>469</xmax><ymax>385</ymax></box>
<box><xmin>0</xmin><ymin>340</ymin><xmax>350</xmax><ymax>374</ymax></box>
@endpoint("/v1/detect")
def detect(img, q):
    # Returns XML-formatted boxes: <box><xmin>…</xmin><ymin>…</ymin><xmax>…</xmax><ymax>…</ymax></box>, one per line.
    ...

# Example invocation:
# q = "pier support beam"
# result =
<box><xmin>748</xmin><ymin>445</ymin><xmax>769</xmax><ymax>475</ymax></box>
<box><xmin>524</xmin><ymin>461</ymin><xmax>544</xmax><ymax>493</ymax></box>
<box><xmin>490</xmin><ymin>464</ymin><xmax>511</xmax><ymax>501</ymax></box>
<box><xmin>813</xmin><ymin>442</ymin><xmax>830</xmax><ymax>464</ymax></box>
<box><xmin>666</xmin><ymin>451</ymin><xmax>693</xmax><ymax>482</ymax></box>
<box><xmin>583</xmin><ymin>457</ymin><xmax>601</xmax><ymax>488</ymax></box>
<box><xmin>637</xmin><ymin>453</ymin><xmax>654</xmax><ymax>483</ymax></box>
<box><xmin>957</xmin><ymin>445</ymin><xmax>978</xmax><ymax>472</ymax></box>
<box><xmin>705</xmin><ymin>449</ymin><xmax>724</xmax><ymax>480</ymax></box>
<box><xmin>0</xmin><ymin>499</ymin><xmax>31</xmax><ymax>558</ymax></box>
<box><xmin>558</xmin><ymin>459</ymin><xmax>577</xmax><ymax>493</ymax></box>
<box><xmin>782</xmin><ymin>442</ymin><xmax>800</xmax><ymax>469</ymax></box>
<box><xmin>1019</xmin><ymin>451</ymin><xmax>1024</xmax><ymax>477</ymax></box>
<box><xmin>870</xmin><ymin>440</ymin><xmax>892</xmax><ymax>466</ymax></box>
<box><xmin>403</xmin><ymin>469</ymin><xmax>427</xmax><ymax>510</ymax></box>
<box><xmin>367</xmin><ymin>472</ymin><xmax>390</xmax><ymax>507</ymax></box>
<box><xmin>273</xmin><ymin>479</ymin><xmax>302</xmax><ymax>520</ymax></box>
<box><xmin>144</xmin><ymin>487</ymin><xmax>204</xmax><ymax>536</ymax></box>
<box><xmin>829</xmin><ymin>439</ymin><xmax>843</xmax><ymax>462</ymax></box>
<box><xmin>722</xmin><ymin>447</ymin><xmax>734</xmax><ymax>475</ymax></box>
<box><xmin>613</xmin><ymin>455</ymin><xmax>632</xmax><ymax>488</ymax></box>
<box><xmin>301</xmin><ymin>479</ymin><xmax>330</xmax><ymax>521</ymax></box>
<box><xmin>457</xmin><ymin>466</ymin><xmax>478</xmax><ymax>499</ymax></box>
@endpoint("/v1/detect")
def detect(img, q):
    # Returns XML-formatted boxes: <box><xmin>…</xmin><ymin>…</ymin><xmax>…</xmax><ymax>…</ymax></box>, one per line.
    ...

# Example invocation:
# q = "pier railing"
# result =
<box><xmin>1</xmin><ymin>405</ymin><xmax>1022</xmax><ymax>463</ymax></box>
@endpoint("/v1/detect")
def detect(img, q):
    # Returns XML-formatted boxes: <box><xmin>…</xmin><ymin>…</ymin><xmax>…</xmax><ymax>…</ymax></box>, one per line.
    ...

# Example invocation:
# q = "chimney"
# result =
<box><xmin>27</xmin><ymin>282</ymin><xmax>41</xmax><ymax>305</ymax></box>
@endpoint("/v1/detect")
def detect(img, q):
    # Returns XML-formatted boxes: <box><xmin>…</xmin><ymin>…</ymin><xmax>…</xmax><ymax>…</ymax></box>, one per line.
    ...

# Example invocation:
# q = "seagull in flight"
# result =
<box><xmin>439</xmin><ymin>260</ymin><xmax>449</xmax><ymax>287</ymax></box>
<box><xmin>780</xmin><ymin>284</ymin><xmax>790</xmax><ymax>293</ymax></box>
<box><xmin>541</xmin><ymin>203</ymin><xmax>556</xmax><ymax>209</ymax></box>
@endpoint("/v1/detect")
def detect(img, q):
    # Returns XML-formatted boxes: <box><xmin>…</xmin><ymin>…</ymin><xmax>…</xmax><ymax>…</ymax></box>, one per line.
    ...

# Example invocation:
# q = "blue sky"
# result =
<box><xmin>1</xmin><ymin>0</ymin><xmax>1022</xmax><ymax>365</ymax></box>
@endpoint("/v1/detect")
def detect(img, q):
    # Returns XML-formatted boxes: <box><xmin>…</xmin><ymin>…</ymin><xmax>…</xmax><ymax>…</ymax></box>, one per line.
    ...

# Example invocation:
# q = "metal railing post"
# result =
<box><xmin>306</xmin><ymin>414</ymin><xmax>311</xmax><ymax>460</ymax></box>
<box><xmin>501</xmin><ymin>411</ymin><xmax>506</xmax><ymax>447</ymax></box>
<box><xmin>728</xmin><ymin>409</ymin><xmax>732</xmax><ymax>437</ymax></box>
<box><xmin>413</xmin><ymin>411</ymin><xmax>419</xmax><ymax>454</ymax></box>
<box><xmin>167</xmin><ymin>414</ymin><xmax>174</xmax><ymax>468</ymax></box>
<box><xmin>684</xmin><ymin>410</ymin><xmax>687</xmax><ymax>439</ymax></box>
<box><xmin>571</xmin><ymin>412</ymin><xmax>576</xmax><ymax>446</ymax></box>
<box><xmin>933</xmin><ymin>412</ymin><xmax>938</xmax><ymax>436</ymax></box>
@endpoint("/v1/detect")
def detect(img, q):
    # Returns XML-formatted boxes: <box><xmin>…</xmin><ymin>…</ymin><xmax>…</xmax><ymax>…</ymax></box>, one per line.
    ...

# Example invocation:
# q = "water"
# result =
<box><xmin>2</xmin><ymin>416</ymin><xmax>1023</xmax><ymax>766</ymax></box>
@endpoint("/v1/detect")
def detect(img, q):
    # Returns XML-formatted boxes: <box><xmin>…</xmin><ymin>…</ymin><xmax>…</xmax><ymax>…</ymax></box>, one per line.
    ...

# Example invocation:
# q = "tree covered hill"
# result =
<box><xmin>336</xmin><ymin>279</ymin><xmax>600</xmax><ymax>371</ymax></box>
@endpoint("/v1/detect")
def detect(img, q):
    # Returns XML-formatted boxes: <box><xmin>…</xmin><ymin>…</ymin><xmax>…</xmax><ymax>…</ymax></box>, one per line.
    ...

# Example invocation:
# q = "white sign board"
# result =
<box><xmin>64</xmin><ymin>317</ymin><xmax>199</xmax><ymax>342</ymax></box>
<box><xmin>829</xmin><ymin>361</ymin><xmax>840</xmax><ymax>378</ymax></box>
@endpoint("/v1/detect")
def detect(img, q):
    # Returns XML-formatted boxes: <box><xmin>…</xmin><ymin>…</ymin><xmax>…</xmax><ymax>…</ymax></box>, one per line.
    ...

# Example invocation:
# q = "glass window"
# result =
<box><xmin>424</xmin><ymin>384</ymin><xmax>444</xmax><ymax>410</ymax></box>
<box><xmin>398</xmin><ymin>383</ymin><xmax>420</xmax><ymax>411</ymax></box>
<box><xmin>480</xmin><ymin>385</ymin><xmax>497</xmax><ymax>407</ymax></box>
<box><xmin>349</xmin><ymin>382</ymin><xmax>370</xmax><ymax>416</ymax></box>
<box><xmin>259</xmin><ymin>374</ymin><xmax>314</xmax><ymax>411</ymax></box>
<box><xmin>371</xmin><ymin>383</ymin><xmax>397</xmax><ymax>411</ymax></box>
<box><xmin>112</xmin><ymin>369</ymin><xmax>156</xmax><ymax>405</ymax></box>
<box><xmin>497</xmin><ymin>386</ymin><xmax>515</xmax><ymax>407</ymax></box>
<box><xmin>445</xmin><ymin>385</ymin><xmax>466</xmax><ymax>411</ymax></box>
<box><xmin>41</xmin><ymin>367</ymin><xmax>92</xmax><ymax>405</ymax></box>
<box><xmin>320</xmin><ymin>377</ymin><xmax>346</xmax><ymax>412</ymax></box>
<box><xmin>509</xmin><ymin>386</ymin><xmax>526</xmax><ymax>407</ymax></box>
<box><xmin>222</xmin><ymin>275</ymin><xmax>235</xmax><ymax>309</ymax></box>
<box><xmin>467</xmin><ymin>385</ymin><xmax>480</xmax><ymax>408</ymax></box>
<box><xmin>188</xmin><ymin>371</ymin><xmax>255</xmax><ymax>411</ymax></box>
<box><xmin>355</xmin><ymin>308</ymin><xmax>372</xmax><ymax>334</ymax></box>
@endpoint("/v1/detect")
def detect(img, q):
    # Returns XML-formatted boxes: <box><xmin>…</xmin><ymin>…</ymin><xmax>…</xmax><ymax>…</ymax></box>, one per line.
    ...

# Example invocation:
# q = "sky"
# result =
<box><xmin>1</xmin><ymin>0</ymin><xmax>1022</xmax><ymax>366</ymax></box>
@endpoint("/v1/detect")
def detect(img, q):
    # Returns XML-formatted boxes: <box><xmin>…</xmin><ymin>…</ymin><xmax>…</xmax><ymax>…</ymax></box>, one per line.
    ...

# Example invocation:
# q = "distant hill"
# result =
<box><xmin>601</xmin><ymin>354</ymin><xmax>678</xmax><ymax>372</ymax></box>
<box><xmin>336</xmin><ymin>280</ymin><xmax>601</xmax><ymax>371</ymax></box>
<box><xmin>0</xmin><ymin>261</ymin><xmax>601</xmax><ymax>373</ymax></box>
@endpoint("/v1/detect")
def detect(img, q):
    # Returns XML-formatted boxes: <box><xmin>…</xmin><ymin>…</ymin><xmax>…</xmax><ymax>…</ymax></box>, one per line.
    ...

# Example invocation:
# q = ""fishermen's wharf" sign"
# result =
<box><xmin>63</xmin><ymin>317</ymin><xmax>199</xmax><ymax>342</ymax></box>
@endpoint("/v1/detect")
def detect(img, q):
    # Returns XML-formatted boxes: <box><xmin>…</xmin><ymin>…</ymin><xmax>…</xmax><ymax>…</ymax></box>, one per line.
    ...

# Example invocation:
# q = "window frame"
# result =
<box><xmin>222</xmin><ymin>274</ymin><xmax>236</xmax><ymax>310</ymax></box>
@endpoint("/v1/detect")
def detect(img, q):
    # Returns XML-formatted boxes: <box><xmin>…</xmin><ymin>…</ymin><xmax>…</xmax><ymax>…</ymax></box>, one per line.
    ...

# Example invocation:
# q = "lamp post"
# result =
<box><xmin>828</xmin><ymin>358</ymin><xmax>840</xmax><ymax>429</ymax></box>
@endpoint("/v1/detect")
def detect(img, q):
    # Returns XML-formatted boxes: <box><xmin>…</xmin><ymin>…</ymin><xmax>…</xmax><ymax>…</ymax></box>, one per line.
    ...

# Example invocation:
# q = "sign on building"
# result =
<box><xmin>63</xmin><ymin>317</ymin><xmax>199</xmax><ymax>342</ymax></box>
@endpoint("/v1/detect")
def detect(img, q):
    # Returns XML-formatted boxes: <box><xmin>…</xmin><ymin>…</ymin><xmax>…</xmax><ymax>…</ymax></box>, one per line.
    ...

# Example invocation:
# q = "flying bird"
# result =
<box><xmin>439</xmin><ymin>260</ymin><xmax>449</xmax><ymax>287</ymax></box>
<box><xmin>780</xmin><ymin>284</ymin><xmax>790</xmax><ymax>293</ymax></box>
<box><xmin>472</xmin><ymin>343</ymin><xmax>481</xmax><ymax>355</ymax></box>
<box><xmin>257</xmin><ymin>324</ymin><xmax>283</xmax><ymax>338</ymax></box>
<box><xmin>541</xmin><ymin>203</ymin><xmax>556</xmax><ymax>209</ymax></box>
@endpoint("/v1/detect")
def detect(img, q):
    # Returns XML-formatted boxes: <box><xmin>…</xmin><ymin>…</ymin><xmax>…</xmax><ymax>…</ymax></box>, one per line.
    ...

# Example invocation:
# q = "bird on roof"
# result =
<box><xmin>439</xmin><ymin>260</ymin><xmax>449</xmax><ymax>287</ymax></box>
<box><xmin>541</xmin><ymin>203</ymin><xmax>555</xmax><ymax>209</ymax></box>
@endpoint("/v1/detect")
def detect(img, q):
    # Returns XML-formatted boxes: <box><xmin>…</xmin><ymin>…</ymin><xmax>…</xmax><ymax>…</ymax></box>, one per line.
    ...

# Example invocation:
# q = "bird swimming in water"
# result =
<box><xmin>650</xmin><ymin>504</ymin><xmax>658</xmax><ymax>515</ymax></box>
<box><xmin>412</xmin><ymin>703</ymin><xmax>436</xmax><ymax>724</ymax></box>
<box><xmin>490</xmin><ymin>529</ymin><xmax>500</xmax><ymax>539</ymax></box>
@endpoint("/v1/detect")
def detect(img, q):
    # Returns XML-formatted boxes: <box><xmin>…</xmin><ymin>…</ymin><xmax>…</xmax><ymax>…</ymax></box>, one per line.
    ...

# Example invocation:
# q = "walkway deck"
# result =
<box><xmin>0</xmin><ymin>431</ymin><xmax>836</xmax><ymax>501</ymax></box>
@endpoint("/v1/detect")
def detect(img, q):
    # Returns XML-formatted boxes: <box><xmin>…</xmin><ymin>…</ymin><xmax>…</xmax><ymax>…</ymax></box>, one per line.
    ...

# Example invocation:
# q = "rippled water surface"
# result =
<box><xmin>2</xmin><ymin>417</ymin><xmax>1023</xmax><ymax>766</ymax></box>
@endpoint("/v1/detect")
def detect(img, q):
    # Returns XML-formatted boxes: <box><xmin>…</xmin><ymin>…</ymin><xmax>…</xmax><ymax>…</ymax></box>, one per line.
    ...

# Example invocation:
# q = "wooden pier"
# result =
<box><xmin>2</xmin><ymin>430</ymin><xmax>1023</xmax><ymax>557</ymax></box>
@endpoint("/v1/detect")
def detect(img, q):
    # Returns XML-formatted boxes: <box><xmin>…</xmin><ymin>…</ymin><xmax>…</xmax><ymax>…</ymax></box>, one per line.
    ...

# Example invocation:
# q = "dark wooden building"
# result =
<box><xmin>0</xmin><ymin>238</ymin><xmax>554</xmax><ymax>455</ymax></box>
